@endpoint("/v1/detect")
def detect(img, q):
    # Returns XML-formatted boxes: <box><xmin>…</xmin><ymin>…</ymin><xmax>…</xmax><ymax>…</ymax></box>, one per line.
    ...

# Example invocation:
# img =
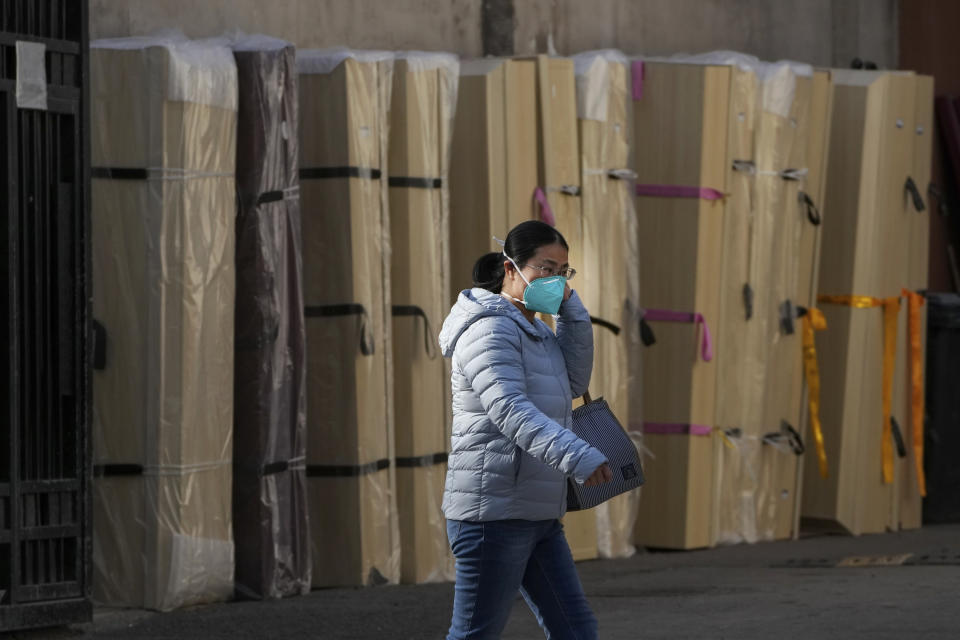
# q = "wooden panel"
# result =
<box><xmin>897</xmin><ymin>74</ymin><xmax>934</xmax><ymax>530</ymax></box>
<box><xmin>504</xmin><ymin>60</ymin><xmax>539</xmax><ymax>231</ymax></box>
<box><xmin>790</xmin><ymin>69</ymin><xmax>834</xmax><ymax>537</ymax></box>
<box><xmin>299</xmin><ymin>56</ymin><xmax>398</xmax><ymax>586</ymax></box>
<box><xmin>802</xmin><ymin>72</ymin><xmax>918</xmax><ymax>535</ymax></box>
<box><xmin>757</xmin><ymin>73</ymin><xmax>814</xmax><ymax>542</ymax></box>
<box><xmin>449</xmin><ymin>59</ymin><xmax>538</xmax><ymax>302</ymax></box>
<box><xmin>632</xmin><ymin>63</ymin><xmax>730</xmax><ymax>549</ymax></box>
<box><xmin>712</xmin><ymin>66</ymin><xmax>759</xmax><ymax>545</ymax></box>
<box><xmin>388</xmin><ymin>58</ymin><xmax>456</xmax><ymax>583</ymax></box>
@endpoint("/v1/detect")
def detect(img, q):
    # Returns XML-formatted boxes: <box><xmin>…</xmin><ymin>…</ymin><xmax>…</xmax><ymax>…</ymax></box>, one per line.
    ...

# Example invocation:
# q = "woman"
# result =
<box><xmin>439</xmin><ymin>220</ymin><xmax>612</xmax><ymax>639</ymax></box>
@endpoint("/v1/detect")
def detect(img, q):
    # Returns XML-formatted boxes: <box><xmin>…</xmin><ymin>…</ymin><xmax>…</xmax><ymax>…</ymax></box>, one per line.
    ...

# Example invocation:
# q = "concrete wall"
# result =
<box><xmin>89</xmin><ymin>0</ymin><xmax>899</xmax><ymax>69</ymax></box>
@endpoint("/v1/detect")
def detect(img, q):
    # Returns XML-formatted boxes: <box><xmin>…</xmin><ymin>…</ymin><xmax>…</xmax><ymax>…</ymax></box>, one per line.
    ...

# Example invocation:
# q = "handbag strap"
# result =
<box><xmin>582</xmin><ymin>391</ymin><xmax>593</xmax><ymax>405</ymax></box>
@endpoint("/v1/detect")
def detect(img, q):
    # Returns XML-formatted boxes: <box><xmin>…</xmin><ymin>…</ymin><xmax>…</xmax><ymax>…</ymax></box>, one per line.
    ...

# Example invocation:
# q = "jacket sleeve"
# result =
<box><xmin>457</xmin><ymin>316</ymin><xmax>607</xmax><ymax>484</ymax></box>
<box><xmin>555</xmin><ymin>290</ymin><xmax>594</xmax><ymax>398</ymax></box>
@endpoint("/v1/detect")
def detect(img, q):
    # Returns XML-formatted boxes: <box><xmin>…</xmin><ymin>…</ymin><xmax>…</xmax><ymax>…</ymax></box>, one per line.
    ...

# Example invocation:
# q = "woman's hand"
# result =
<box><xmin>583</xmin><ymin>462</ymin><xmax>613</xmax><ymax>487</ymax></box>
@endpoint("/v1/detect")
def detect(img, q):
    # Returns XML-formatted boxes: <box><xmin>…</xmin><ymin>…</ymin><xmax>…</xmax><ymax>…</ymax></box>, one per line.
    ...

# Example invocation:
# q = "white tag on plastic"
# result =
<box><xmin>16</xmin><ymin>41</ymin><xmax>48</xmax><ymax>111</ymax></box>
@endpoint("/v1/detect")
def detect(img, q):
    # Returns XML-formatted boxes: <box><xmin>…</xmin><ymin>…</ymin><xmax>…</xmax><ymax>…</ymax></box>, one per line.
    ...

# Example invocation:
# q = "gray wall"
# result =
<box><xmin>90</xmin><ymin>0</ymin><xmax>898</xmax><ymax>69</ymax></box>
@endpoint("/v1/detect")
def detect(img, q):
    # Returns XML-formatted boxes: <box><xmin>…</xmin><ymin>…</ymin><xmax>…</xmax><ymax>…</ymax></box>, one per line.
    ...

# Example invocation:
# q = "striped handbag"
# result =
<box><xmin>566</xmin><ymin>393</ymin><xmax>645</xmax><ymax>511</ymax></box>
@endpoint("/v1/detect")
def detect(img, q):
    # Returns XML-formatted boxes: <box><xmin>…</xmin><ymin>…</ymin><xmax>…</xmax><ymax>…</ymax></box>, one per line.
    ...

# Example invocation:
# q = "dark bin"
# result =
<box><xmin>0</xmin><ymin>0</ymin><xmax>92</xmax><ymax>632</ymax></box>
<box><xmin>923</xmin><ymin>292</ymin><xmax>960</xmax><ymax>524</ymax></box>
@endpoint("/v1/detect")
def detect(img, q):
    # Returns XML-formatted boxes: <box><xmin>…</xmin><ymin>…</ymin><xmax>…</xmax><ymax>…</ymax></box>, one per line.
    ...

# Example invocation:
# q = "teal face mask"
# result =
<box><xmin>502</xmin><ymin>252</ymin><xmax>567</xmax><ymax>316</ymax></box>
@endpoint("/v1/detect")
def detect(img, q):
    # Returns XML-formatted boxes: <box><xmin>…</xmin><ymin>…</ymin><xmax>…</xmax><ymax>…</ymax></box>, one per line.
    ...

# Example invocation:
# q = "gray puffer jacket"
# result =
<box><xmin>438</xmin><ymin>287</ymin><xmax>607</xmax><ymax>522</ymax></box>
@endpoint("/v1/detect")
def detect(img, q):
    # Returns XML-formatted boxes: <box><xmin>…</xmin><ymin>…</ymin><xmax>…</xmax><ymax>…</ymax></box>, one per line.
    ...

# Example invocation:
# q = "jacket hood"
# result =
<box><xmin>438</xmin><ymin>288</ymin><xmax>549</xmax><ymax>357</ymax></box>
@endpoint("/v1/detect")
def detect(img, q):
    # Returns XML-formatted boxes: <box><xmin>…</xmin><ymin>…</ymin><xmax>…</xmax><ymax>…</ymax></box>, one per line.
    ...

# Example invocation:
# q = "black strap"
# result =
<box><xmin>306</xmin><ymin>458</ymin><xmax>391</xmax><ymax>477</ymax></box>
<box><xmin>305</xmin><ymin>304</ymin><xmax>375</xmax><ymax>356</ymax></box>
<box><xmin>780</xmin><ymin>300</ymin><xmax>797</xmax><ymax>335</ymax></box>
<box><xmin>93</xmin><ymin>464</ymin><xmax>144</xmax><ymax>477</ymax></box>
<box><xmin>891</xmin><ymin>417</ymin><xmax>907</xmax><ymax>458</ymax></box>
<box><xmin>257</xmin><ymin>190</ymin><xmax>285</xmax><ymax>205</ymax></box>
<box><xmin>395</xmin><ymin>452</ymin><xmax>449</xmax><ymax>468</ymax></box>
<box><xmin>92</xmin><ymin>167</ymin><xmax>149</xmax><ymax>180</ymax></box>
<box><xmin>299</xmin><ymin>167</ymin><xmax>382</xmax><ymax>180</ymax></box>
<box><xmin>762</xmin><ymin>421</ymin><xmax>805</xmax><ymax>456</ymax></box>
<box><xmin>92</xmin><ymin>319</ymin><xmax>107</xmax><ymax>370</ymax></box>
<box><xmin>590</xmin><ymin>316</ymin><xmax>621</xmax><ymax>335</ymax></box>
<box><xmin>639</xmin><ymin>317</ymin><xmax>656</xmax><ymax>347</ymax></box>
<box><xmin>905</xmin><ymin>177</ymin><xmax>926</xmax><ymax>212</ymax></box>
<box><xmin>799</xmin><ymin>191</ymin><xmax>822</xmax><ymax>226</ymax></box>
<box><xmin>261</xmin><ymin>460</ymin><xmax>304</xmax><ymax>476</ymax></box>
<box><xmin>780</xmin><ymin>168</ymin><xmax>803</xmax><ymax>182</ymax></box>
<box><xmin>388</xmin><ymin>176</ymin><xmax>443</xmax><ymax>189</ymax></box>
<box><xmin>743</xmin><ymin>283</ymin><xmax>755</xmax><ymax>320</ymax></box>
<box><xmin>392</xmin><ymin>305</ymin><xmax>437</xmax><ymax>359</ymax></box>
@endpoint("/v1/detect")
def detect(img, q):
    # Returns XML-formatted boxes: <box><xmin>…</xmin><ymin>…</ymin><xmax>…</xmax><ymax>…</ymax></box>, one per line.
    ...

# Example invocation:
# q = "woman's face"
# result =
<box><xmin>502</xmin><ymin>242</ymin><xmax>570</xmax><ymax>303</ymax></box>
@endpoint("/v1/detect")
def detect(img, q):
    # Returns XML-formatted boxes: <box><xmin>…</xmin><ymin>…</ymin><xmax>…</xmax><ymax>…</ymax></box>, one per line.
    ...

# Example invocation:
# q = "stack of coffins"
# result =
<box><xmin>229</xmin><ymin>35</ymin><xmax>310</xmax><ymax>599</ymax></box>
<box><xmin>726</xmin><ymin>61</ymin><xmax>817</xmax><ymax>544</ymax></box>
<box><xmin>90</xmin><ymin>36</ymin><xmax>237</xmax><ymax>609</ymax></box>
<box><xmin>518</xmin><ymin>54</ymin><xmax>598</xmax><ymax>561</ymax></box>
<box><xmin>632</xmin><ymin>54</ymin><xmax>828</xmax><ymax>548</ymax></box>
<box><xmin>573</xmin><ymin>51</ymin><xmax>642</xmax><ymax>559</ymax></box>
<box><xmin>297</xmin><ymin>49</ymin><xmax>400</xmax><ymax>586</ymax></box>
<box><xmin>802</xmin><ymin>70</ymin><xmax>933</xmax><ymax>535</ymax></box>
<box><xmin>448</xmin><ymin>58</ymin><xmax>539</xmax><ymax>301</ymax></box>
<box><xmin>632</xmin><ymin>56</ymin><xmax>750</xmax><ymax>549</ymax></box>
<box><xmin>388</xmin><ymin>52</ymin><xmax>458</xmax><ymax>583</ymax></box>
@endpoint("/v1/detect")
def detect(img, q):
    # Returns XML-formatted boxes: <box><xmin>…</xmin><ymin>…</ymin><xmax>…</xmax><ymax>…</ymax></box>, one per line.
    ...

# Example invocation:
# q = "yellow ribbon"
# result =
<box><xmin>817</xmin><ymin>294</ymin><xmax>900</xmax><ymax>484</ymax></box>
<box><xmin>902</xmin><ymin>289</ymin><xmax>927</xmax><ymax>497</ymax></box>
<box><xmin>802</xmin><ymin>308</ymin><xmax>828</xmax><ymax>478</ymax></box>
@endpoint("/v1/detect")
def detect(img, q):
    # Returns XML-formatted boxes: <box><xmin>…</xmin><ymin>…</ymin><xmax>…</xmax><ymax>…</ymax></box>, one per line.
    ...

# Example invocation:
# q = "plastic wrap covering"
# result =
<box><xmin>225</xmin><ymin>34</ymin><xmax>311</xmax><ymax>600</ymax></box>
<box><xmin>790</xmin><ymin>70</ymin><xmax>834</xmax><ymax>534</ymax></box>
<box><xmin>297</xmin><ymin>49</ymin><xmax>400</xmax><ymax>587</ymax></box>
<box><xmin>573</xmin><ymin>51</ymin><xmax>642</xmax><ymax>559</ymax></box>
<box><xmin>923</xmin><ymin>293</ymin><xmax>960</xmax><ymax>524</ymax></box>
<box><xmin>631</xmin><ymin>59</ymin><xmax>738</xmax><ymax>550</ymax></box>
<box><xmin>90</xmin><ymin>36</ymin><xmax>237</xmax><ymax>610</ymax></box>
<box><xmin>388</xmin><ymin>51</ymin><xmax>458</xmax><ymax>584</ymax></box>
<box><xmin>448</xmin><ymin>58</ymin><xmax>539</xmax><ymax>302</ymax></box>
<box><xmin>801</xmin><ymin>71</ymin><xmax>926</xmax><ymax>535</ymax></box>
<box><xmin>716</xmin><ymin>61</ymin><xmax>813</xmax><ymax>545</ymax></box>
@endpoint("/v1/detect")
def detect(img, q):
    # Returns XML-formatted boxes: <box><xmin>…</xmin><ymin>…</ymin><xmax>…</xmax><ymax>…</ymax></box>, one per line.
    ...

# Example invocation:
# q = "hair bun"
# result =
<box><xmin>472</xmin><ymin>252</ymin><xmax>506</xmax><ymax>293</ymax></box>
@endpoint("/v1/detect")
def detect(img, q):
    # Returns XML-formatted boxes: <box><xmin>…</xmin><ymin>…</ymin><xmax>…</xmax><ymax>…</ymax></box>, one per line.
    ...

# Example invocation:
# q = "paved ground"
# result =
<box><xmin>14</xmin><ymin>524</ymin><xmax>960</xmax><ymax>639</ymax></box>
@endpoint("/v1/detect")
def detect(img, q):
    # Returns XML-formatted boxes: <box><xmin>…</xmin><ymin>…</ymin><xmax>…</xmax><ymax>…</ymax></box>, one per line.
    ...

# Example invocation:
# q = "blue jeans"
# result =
<box><xmin>446</xmin><ymin>518</ymin><xmax>598</xmax><ymax>640</ymax></box>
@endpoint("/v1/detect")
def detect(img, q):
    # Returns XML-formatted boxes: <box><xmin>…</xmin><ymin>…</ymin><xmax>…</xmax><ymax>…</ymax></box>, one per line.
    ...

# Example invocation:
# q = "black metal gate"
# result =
<box><xmin>0</xmin><ymin>0</ymin><xmax>91</xmax><ymax>631</ymax></box>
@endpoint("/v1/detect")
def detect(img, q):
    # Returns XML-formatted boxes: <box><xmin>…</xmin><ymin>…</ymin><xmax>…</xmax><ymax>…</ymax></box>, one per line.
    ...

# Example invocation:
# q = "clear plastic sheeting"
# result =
<box><xmin>573</xmin><ymin>51</ymin><xmax>642</xmax><ymax>559</ymax></box>
<box><xmin>297</xmin><ymin>49</ymin><xmax>401</xmax><ymax>587</ymax></box>
<box><xmin>389</xmin><ymin>51</ymin><xmax>458</xmax><ymax>584</ymax></box>
<box><xmin>90</xmin><ymin>36</ymin><xmax>237</xmax><ymax>611</ymax></box>
<box><xmin>227</xmin><ymin>35</ymin><xmax>311</xmax><ymax>600</ymax></box>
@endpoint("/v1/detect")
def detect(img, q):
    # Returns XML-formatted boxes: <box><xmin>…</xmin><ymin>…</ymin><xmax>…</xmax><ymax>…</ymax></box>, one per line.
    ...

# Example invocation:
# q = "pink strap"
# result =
<box><xmin>635</xmin><ymin>184</ymin><xmax>725</xmax><ymax>201</ymax></box>
<box><xmin>644</xmin><ymin>422</ymin><xmax>713</xmax><ymax>436</ymax></box>
<box><xmin>631</xmin><ymin>61</ymin><xmax>645</xmax><ymax>100</ymax></box>
<box><xmin>533</xmin><ymin>187</ymin><xmax>556</xmax><ymax>227</ymax></box>
<box><xmin>642</xmin><ymin>309</ymin><xmax>713</xmax><ymax>361</ymax></box>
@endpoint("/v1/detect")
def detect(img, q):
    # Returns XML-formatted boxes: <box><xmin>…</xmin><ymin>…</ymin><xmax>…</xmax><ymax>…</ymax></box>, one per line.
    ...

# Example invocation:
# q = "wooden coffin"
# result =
<box><xmin>90</xmin><ymin>38</ymin><xmax>237</xmax><ymax>610</ymax></box>
<box><xmin>298</xmin><ymin>50</ymin><xmax>399</xmax><ymax>586</ymax></box>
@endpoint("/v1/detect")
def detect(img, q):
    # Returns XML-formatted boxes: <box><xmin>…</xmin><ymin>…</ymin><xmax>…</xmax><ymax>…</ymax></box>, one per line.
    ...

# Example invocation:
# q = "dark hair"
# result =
<box><xmin>472</xmin><ymin>220</ymin><xmax>569</xmax><ymax>293</ymax></box>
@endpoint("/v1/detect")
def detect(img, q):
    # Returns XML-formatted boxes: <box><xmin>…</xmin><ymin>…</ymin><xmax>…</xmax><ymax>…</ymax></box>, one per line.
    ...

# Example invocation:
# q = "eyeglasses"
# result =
<box><xmin>522</xmin><ymin>263</ymin><xmax>577</xmax><ymax>281</ymax></box>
